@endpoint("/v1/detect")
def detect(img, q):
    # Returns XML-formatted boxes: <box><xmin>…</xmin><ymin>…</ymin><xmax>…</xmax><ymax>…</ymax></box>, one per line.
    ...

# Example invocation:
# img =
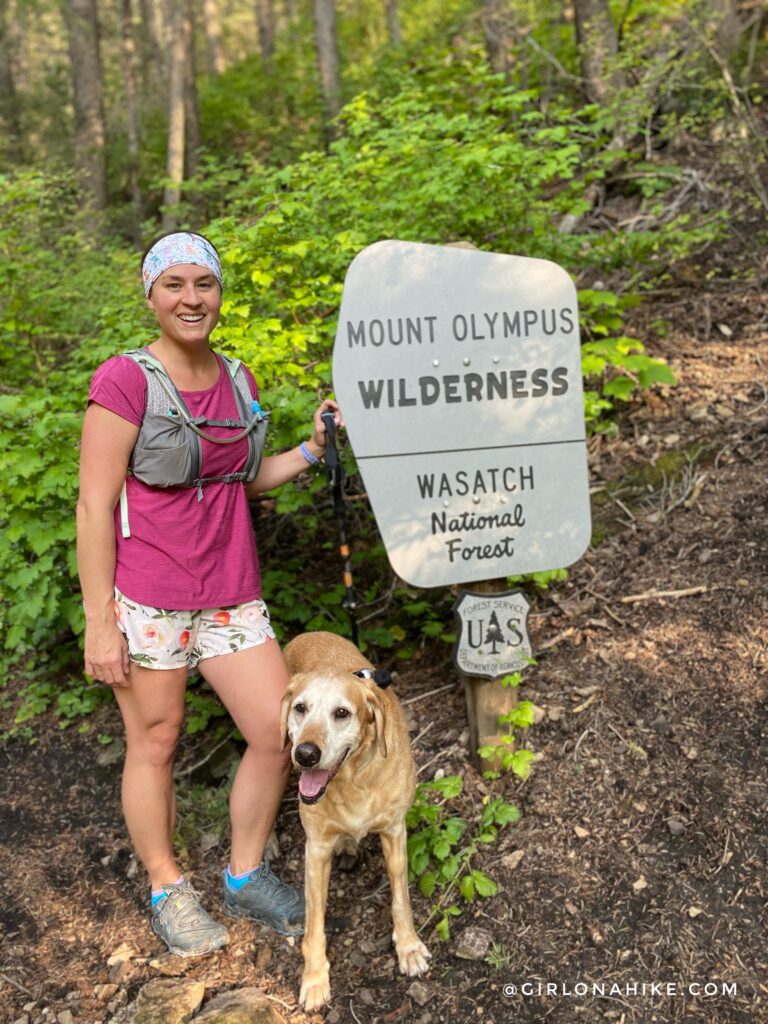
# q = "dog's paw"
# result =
<box><xmin>299</xmin><ymin>973</ymin><xmax>332</xmax><ymax>1012</ymax></box>
<box><xmin>396</xmin><ymin>939</ymin><xmax>431</xmax><ymax>976</ymax></box>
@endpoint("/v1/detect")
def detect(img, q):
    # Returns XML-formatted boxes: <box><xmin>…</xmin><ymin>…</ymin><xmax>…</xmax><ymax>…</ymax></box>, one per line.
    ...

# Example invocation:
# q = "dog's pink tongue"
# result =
<box><xmin>299</xmin><ymin>769</ymin><xmax>332</xmax><ymax>799</ymax></box>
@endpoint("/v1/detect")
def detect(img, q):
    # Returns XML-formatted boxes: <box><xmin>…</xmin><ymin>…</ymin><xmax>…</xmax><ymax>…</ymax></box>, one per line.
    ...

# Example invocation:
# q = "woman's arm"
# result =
<box><xmin>76</xmin><ymin>403</ymin><xmax>140</xmax><ymax>687</ymax></box>
<box><xmin>245</xmin><ymin>399</ymin><xmax>342</xmax><ymax>498</ymax></box>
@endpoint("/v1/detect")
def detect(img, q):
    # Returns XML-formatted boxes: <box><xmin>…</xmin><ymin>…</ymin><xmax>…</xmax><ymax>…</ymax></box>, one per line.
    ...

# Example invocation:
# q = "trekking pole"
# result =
<box><xmin>321</xmin><ymin>411</ymin><xmax>359</xmax><ymax>647</ymax></box>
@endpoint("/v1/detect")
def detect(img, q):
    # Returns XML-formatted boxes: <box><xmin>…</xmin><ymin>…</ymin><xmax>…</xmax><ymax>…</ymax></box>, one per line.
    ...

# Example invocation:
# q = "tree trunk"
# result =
<box><xmin>572</xmin><ymin>0</ymin><xmax>624</xmax><ymax>104</ymax></box>
<box><xmin>201</xmin><ymin>0</ymin><xmax>225</xmax><ymax>74</ymax></box>
<box><xmin>139</xmin><ymin>0</ymin><xmax>168</xmax><ymax>90</ymax></box>
<box><xmin>385</xmin><ymin>0</ymin><xmax>401</xmax><ymax>46</ymax></box>
<box><xmin>121</xmin><ymin>0</ymin><xmax>144</xmax><ymax>244</ymax></box>
<box><xmin>183</xmin><ymin>0</ymin><xmax>201</xmax><ymax>178</ymax></box>
<box><xmin>0</xmin><ymin>0</ymin><xmax>22</xmax><ymax>163</ymax></box>
<box><xmin>313</xmin><ymin>0</ymin><xmax>341</xmax><ymax>128</ymax></box>
<box><xmin>482</xmin><ymin>0</ymin><xmax>512</xmax><ymax>78</ymax></box>
<box><xmin>162</xmin><ymin>0</ymin><xmax>185</xmax><ymax>230</ymax></box>
<box><xmin>63</xmin><ymin>0</ymin><xmax>108</xmax><ymax>216</ymax></box>
<box><xmin>255</xmin><ymin>0</ymin><xmax>275</xmax><ymax>62</ymax></box>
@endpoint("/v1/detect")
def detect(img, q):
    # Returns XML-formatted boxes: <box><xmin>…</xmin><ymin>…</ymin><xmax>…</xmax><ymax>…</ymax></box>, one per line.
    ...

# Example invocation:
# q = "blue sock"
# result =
<box><xmin>151</xmin><ymin>874</ymin><xmax>184</xmax><ymax>907</ymax></box>
<box><xmin>226</xmin><ymin>864</ymin><xmax>259</xmax><ymax>891</ymax></box>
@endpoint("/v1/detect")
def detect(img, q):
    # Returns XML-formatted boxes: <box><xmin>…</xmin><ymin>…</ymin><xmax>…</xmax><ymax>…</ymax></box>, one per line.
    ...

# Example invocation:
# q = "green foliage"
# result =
<box><xmin>478</xmin><ymin>671</ymin><xmax>537</xmax><ymax>781</ymax></box>
<box><xmin>406</xmin><ymin>775</ymin><xmax>520</xmax><ymax>939</ymax></box>
<box><xmin>578</xmin><ymin>288</ymin><xmax>678</xmax><ymax>430</ymax></box>
<box><xmin>0</xmin><ymin>1</ymin><xmax>747</xmax><ymax>716</ymax></box>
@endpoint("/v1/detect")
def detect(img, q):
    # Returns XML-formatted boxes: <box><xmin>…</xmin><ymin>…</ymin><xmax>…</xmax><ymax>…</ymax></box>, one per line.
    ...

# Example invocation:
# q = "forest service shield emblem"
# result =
<box><xmin>453</xmin><ymin>589</ymin><xmax>533</xmax><ymax>680</ymax></box>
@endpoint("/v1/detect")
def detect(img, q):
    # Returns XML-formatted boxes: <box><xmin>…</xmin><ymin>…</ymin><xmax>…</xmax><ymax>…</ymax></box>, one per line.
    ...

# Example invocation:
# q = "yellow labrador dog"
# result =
<box><xmin>281</xmin><ymin>630</ymin><xmax>431</xmax><ymax>1011</ymax></box>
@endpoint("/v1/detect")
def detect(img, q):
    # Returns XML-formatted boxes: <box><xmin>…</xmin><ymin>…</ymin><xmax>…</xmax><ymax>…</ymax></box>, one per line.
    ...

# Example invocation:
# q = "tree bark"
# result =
<box><xmin>385</xmin><ymin>0</ymin><xmax>401</xmax><ymax>46</ymax></box>
<box><xmin>572</xmin><ymin>0</ymin><xmax>625</xmax><ymax>104</ymax></box>
<box><xmin>0</xmin><ymin>0</ymin><xmax>22</xmax><ymax>163</ymax></box>
<box><xmin>183</xmin><ymin>0</ymin><xmax>201</xmax><ymax>178</ymax></box>
<box><xmin>313</xmin><ymin>0</ymin><xmax>341</xmax><ymax>128</ymax></box>
<box><xmin>162</xmin><ymin>0</ymin><xmax>185</xmax><ymax>230</ymax></box>
<box><xmin>121</xmin><ymin>0</ymin><xmax>144</xmax><ymax>244</ymax></box>
<box><xmin>255</xmin><ymin>0</ymin><xmax>275</xmax><ymax>62</ymax></box>
<box><xmin>139</xmin><ymin>0</ymin><xmax>168</xmax><ymax>90</ymax></box>
<box><xmin>201</xmin><ymin>0</ymin><xmax>225</xmax><ymax>74</ymax></box>
<box><xmin>63</xmin><ymin>0</ymin><xmax>108</xmax><ymax>215</ymax></box>
<box><xmin>482</xmin><ymin>0</ymin><xmax>512</xmax><ymax>78</ymax></box>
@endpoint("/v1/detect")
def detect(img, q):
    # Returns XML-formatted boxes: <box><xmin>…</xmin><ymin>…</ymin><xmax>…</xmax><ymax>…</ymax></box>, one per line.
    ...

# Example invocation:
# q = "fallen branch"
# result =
<box><xmin>619</xmin><ymin>585</ymin><xmax>712</xmax><ymax>604</ymax></box>
<box><xmin>401</xmin><ymin>682</ymin><xmax>456</xmax><ymax>706</ymax></box>
<box><xmin>0</xmin><ymin>971</ymin><xmax>34</xmax><ymax>996</ymax></box>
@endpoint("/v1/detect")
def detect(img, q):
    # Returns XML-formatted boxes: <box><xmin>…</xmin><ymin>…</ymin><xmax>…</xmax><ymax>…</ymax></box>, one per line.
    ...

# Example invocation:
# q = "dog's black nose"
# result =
<box><xmin>295</xmin><ymin>742</ymin><xmax>322</xmax><ymax>767</ymax></box>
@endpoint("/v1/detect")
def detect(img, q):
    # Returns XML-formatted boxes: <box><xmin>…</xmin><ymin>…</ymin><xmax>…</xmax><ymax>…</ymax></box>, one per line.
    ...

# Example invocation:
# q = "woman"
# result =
<box><xmin>77</xmin><ymin>231</ymin><xmax>339</xmax><ymax>957</ymax></box>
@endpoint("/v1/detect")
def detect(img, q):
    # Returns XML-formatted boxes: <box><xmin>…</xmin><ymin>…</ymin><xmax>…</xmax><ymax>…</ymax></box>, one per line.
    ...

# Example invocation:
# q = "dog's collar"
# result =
<box><xmin>353</xmin><ymin>668</ymin><xmax>392</xmax><ymax>689</ymax></box>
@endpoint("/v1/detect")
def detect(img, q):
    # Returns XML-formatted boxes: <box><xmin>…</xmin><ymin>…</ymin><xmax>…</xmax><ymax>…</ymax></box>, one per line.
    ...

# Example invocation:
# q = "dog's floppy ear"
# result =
<box><xmin>279</xmin><ymin>681</ymin><xmax>296</xmax><ymax>751</ymax></box>
<box><xmin>364</xmin><ymin>688</ymin><xmax>387</xmax><ymax>758</ymax></box>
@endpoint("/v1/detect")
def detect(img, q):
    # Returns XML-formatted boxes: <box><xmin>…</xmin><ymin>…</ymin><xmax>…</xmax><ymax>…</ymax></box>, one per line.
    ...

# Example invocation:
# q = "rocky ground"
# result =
<box><xmin>1</xmin><ymin>280</ymin><xmax>766</xmax><ymax>1024</ymax></box>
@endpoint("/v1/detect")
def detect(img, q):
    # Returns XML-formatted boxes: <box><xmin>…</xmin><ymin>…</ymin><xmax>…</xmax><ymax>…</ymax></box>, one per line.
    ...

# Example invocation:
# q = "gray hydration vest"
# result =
<box><xmin>118</xmin><ymin>348</ymin><xmax>269</xmax><ymax>538</ymax></box>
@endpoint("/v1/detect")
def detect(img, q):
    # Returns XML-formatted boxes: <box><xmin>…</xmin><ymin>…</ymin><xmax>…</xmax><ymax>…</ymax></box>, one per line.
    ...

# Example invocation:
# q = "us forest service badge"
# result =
<box><xmin>453</xmin><ymin>589</ymin><xmax>533</xmax><ymax>680</ymax></box>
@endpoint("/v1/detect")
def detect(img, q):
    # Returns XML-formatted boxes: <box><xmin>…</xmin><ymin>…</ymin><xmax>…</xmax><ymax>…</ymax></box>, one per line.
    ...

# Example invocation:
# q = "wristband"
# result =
<box><xmin>300</xmin><ymin>441</ymin><xmax>322</xmax><ymax>466</ymax></box>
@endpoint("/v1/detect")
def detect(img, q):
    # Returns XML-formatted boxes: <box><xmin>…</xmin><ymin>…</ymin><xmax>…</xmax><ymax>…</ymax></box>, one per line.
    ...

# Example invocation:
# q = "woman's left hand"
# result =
<box><xmin>310</xmin><ymin>399</ymin><xmax>344</xmax><ymax>455</ymax></box>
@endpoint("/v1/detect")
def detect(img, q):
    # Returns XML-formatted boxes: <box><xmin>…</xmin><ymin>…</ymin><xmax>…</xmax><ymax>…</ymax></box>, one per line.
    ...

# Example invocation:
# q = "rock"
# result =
<box><xmin>502</xmin><ymin>849</ymin><xmax>525</xmax><ymax>872</ymax></box>
<box><xmin>358</xmin><ymin>989</ymin><xmax>375</xmax><ymax>1006</ymax></box>
<box><xmin>454</xmin><ymin>926</ymin><xmax>492</xmax><ymax>961</ymax></box>
<box><xmin>12</xmin><ymin>1016</ymin><xmax>30</xmax><ymax>1024</ymax></box>
<box><xmin>109</xmin><ymin>960</ymin><xmax>136</xmax><ymax>985</ymax></box>
<box><xmin>110</xmin><ymin>979</ymin><xmax>205</xmax><ymax>1024</ymax></box>
<box><xmin>194</xmin><ymin>987</ymin><xmax>287</xmax><ymax>1023</ymax></box>
<box><xmin>652</xmin><ymin>714</ymin><xmax>669</xmax><ymax>735</ymax></box>
<box><xmin>199</xmin><ymin>832</ymin><xmax>221</xmax><ymax>855</ymax></box>
<box><xmin>407</xmin><ymin>981</ymin><xmax>431</xmax><ymax>1007</ymax></box>
<box><xmin>96</xmin><ymin>738</ymin><xmax>126</xmax><ymax>767</ymax></box>
<box><xmin>632</xmin><ymin>877</ymin><xmax>648</xmax><ymax>893</ymax></box>
<box><xmin>148</xmin><ymin>955</ymin><xmax>187</xmax><ymax>976</ymax></box>
<box><xmin>714</xmin><ymin>403</ymin><xmax>735</xmax><ymax>419</ymax></box>
<box><xmin>667</xmin><ymin>818</ymin><xmax>685</xmax><ymax>836</ymax></box>
<box><xmin>715</xmin><ymin>323</ymin><xmax>733</xmax><ymax>338</ymax></box>
<box><xmin>94</xmin><ymin>985</ymin><xmax>119</xmax><ymax>1001</ymax></box>
<box><xmin>574</xmin><ymin>825</ymin><xmax>590</xmax><ymax>839</ymax></box>
<box><xmin>686</xmin><ymin>402</ymin><xmax>711</xmax><ymax>423</ymax></box>
<box><xmin>688</xmin><ymin>906</ymin><xmax>703</xmax><ymax>918</ymax></box>
<box><xmin>57</xmin><ymin>1013</ymin><xmax>74</xmax><ymax>1024</ymax></box>
<box><xmin>107</xmin><ymin>943</ymin><xmax>139</xmax><ymax>966</ymax></box>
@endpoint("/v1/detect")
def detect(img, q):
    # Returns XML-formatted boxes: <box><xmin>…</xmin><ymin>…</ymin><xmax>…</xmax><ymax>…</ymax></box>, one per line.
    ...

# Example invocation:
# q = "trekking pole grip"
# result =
<box><xmin>321</xmin><ymin>410</ymin><xmax>337</xmax><ymax>441</ymax></box>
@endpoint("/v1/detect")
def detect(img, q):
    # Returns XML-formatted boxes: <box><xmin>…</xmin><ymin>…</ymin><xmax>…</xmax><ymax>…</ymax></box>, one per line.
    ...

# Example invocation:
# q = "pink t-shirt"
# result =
<box><xmin>88</xmin><ymin>353</ymin><xmax>263</xmax><ymax>610</ymax></box>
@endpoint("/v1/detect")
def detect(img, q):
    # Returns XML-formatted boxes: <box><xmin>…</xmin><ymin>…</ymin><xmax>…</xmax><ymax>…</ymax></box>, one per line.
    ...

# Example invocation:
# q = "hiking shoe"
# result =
<box><xmin>223</xmin><ymin>855</ymin><xmax>305</xmax><ymax>936</ymax></box>
<box><xmin>151</xmin><ymin>880</ymin><xmax>229</xmax><ymax>957</ymax></box>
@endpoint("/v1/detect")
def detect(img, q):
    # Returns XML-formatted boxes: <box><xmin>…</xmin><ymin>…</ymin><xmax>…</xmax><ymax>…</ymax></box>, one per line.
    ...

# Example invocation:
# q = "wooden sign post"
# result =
<box><xmin>332</xmin><ymin>241</ymin><xmax>591</xmax><ymax>767</ymax></box>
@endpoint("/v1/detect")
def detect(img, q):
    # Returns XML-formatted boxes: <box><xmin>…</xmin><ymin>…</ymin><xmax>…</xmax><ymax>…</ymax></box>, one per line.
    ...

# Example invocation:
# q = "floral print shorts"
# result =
<box><xmin>114</xmin><ymin>589</ymin><xmax>276</xmax><ymax>670</ymax></box>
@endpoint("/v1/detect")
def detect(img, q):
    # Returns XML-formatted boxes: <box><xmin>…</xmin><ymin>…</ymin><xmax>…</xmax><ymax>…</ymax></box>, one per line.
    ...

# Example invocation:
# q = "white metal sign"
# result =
<box><xmin>332</xmin><ymin>240</ymin><xmax>591</xmax><ymax>588</ymax></box>
<box><xmin>453</xmin><ymin>590</ymin><xmax>533</xmax><ymax>680</ymax></box>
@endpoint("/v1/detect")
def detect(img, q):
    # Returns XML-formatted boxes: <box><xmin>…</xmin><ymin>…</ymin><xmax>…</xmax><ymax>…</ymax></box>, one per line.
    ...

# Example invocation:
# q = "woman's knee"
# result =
<box><xmin>126</xmin><ymin>717</ymin><xmax>183</xmax><ymax>766</ymax></box>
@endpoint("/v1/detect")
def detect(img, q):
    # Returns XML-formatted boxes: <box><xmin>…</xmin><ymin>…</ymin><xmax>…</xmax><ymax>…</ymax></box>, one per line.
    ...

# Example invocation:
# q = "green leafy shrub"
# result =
<box><xmin>406</xmin><ymin>775</ymin><xmax>520</xmax><ymax>939</ymax></box>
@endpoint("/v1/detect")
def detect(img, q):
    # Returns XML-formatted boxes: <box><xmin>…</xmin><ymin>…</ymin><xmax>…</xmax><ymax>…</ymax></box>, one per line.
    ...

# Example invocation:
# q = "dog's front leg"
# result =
<box><xmin>380</xmin><ymin>825</ymin><xmax>431</xmax><ymax>976</ymax></box>
<box><xmin>299</xmin><ymin>835</ymin><xmax>335</xmax><ymax>1011</ymax></box>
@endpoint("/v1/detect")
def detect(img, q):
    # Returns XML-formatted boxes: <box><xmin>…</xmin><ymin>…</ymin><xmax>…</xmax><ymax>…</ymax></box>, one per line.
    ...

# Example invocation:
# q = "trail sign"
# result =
<box><xmin>332</xmin><ymin>240</ymin><xmax>591</xmax><ymax>588</ymax></box>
